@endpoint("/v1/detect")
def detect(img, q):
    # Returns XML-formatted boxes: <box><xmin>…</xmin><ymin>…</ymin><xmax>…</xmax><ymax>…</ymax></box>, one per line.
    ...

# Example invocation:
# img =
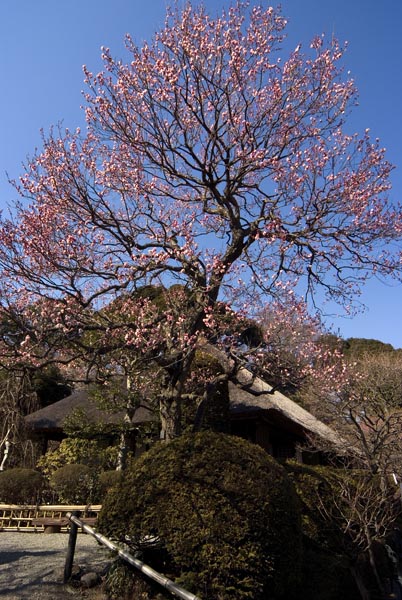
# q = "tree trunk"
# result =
<box><xmin>365</xmin><ymin>526</ymin><xmax>386</xmax><ymax>599</ymax></box>
<box><xmin>159</xmin><ymin>396</ymin><xmax>181</xmax><ymax>441</ymax></box>
<box><xmin>116</xmin><ymin>429</ymin><xmax>130</xmax><ymax>471</ymax></box>
<box><xmin>350</xmin><ymin>566</ymin><xmax>371</xmax><ymax>600</ymax></box>
<box><xmin>116</xmin><ymin>377</ymin><xmax>137</xmax><ymax>470</ymax></box>
<box><xmin>0</xmin><ymin>438</ymin><xmax>11</xmax><ymax>471</ymax></box>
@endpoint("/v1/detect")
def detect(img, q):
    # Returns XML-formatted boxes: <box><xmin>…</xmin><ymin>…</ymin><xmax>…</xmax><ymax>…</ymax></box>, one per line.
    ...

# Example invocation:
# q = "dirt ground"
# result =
<box><xmin>0</xmin><ymin>531</ymin><xmax>111</xmax><ymax>600</ymax></box>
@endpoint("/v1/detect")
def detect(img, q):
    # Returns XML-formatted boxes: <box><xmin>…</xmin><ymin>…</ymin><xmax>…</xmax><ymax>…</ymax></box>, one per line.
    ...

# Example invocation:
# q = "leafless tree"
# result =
<box><xmin>301</xmin><ymin>351</ymin><xmax>402</xmax><ymax>598</ymax></box>
<box><xmin>0</xmin><ymin>370</ymin><xmax>41</xmax><ymax>469</ymax></box>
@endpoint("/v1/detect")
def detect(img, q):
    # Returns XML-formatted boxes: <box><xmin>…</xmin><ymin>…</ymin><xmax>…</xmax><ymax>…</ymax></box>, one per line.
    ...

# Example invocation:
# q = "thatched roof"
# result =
<box><xmin>24</xmin><ymin>387</ymin><xmax>155</xmax><ymax>435</ymax></box>
<box><xmin>230</xmin><ymin>368</ymin><xmax>343</xmax><ymax>450</ymax></box>
<box><xmin>204</xmin><ymin>342</ymin><xmax>344</xmax><ymax>450</ymax></box>
<box><xmin>25</xmin><ymin>372</ymin><xmax>343</xmax><ymax>451</ymax></box>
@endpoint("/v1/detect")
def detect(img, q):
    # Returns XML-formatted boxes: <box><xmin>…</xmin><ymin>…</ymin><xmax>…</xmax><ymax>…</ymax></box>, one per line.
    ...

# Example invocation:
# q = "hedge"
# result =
<box><xmin>99</xmin><ymin>431</ymin><xmax>302</xmax><ymax>600</ymax></box>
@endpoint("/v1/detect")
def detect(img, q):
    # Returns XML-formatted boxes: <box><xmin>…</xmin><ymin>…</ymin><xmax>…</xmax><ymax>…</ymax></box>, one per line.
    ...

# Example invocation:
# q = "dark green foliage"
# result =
<box><xmin>49</xmin><ymin>463</ymin><xmax>97</xmax><ymax>504</ymax></box>
<box><xmin>318</xmin><ymin>335</ymin><xmax>399</xmax><ymax>360</ymax></box>
<box><xmin>109</xmin><ymin>285</ymin><xmax>170</xmax><ymax>316</ymax></box>
<box><xmin>134</xmin><ymin>284</ymin><xmax>168</xmax><ymax>310</ymax></box>
<box><xmin>343</xmin><ymin>337</ymin><xmax>395</xmax><ymax>357</ymax></box>
<box><xmin>285</xmin><ymin>462</ymin><xmax>361</xmax><ymax>600</ymax></box>
<box><xmin>299</xmin><ymin>545</ymin><xmax>358</xmax><ymax>600</ymax></box>
<box><xmin>182</xmin><ymin>350</ymin><xmax>230</xmax><ymax>433</ymax></box>
<box><xmin>37</xmin><ymin>437</ymin><xmax>119</xmax><ymax>476</ymax></box>
<box><xmin>32</xmin><ymin>365</ymin><xmax>71</xmax><ymax>407</ymax></box>
<box><xmin>0</xmin><ymin>468</ymin><xmax>45</xmax><ymax>503</ymax></box>
<box><xmin>106</xmin><ymin>559</ymin><xmax>169</xmax><ymax>600</ymax></box>
<box><xmin>238</xmin><ymin>322</ymin><xmax>264</xmax><ymax>347</ymax></box>
<box><xmin>63</xmin><ymin>406</ymin><xmax>122</xmax><ymax>441</ymax></box>
<box><xmin>98</xmin><ymin>469</ymin><xmax>122</xmax><ymax>496</ymax></box>
<box><xmin>105</xmin><ymin>559</ymin><xmax>143</xmax><ymax>600</ymax></box>
<box><xmin>99</xmin><ymin>431</ymin><xmax>302</xmax><ymax>600</ymax></box>
<box><xmin>199</xmin><ymin>378</ymin><xmax>230</xmax><ymax>432</ymax></box>
<box><xmin>286</xmin><ymin>462</ymin><xmax>344</xmax><ymax>549</ymax></box>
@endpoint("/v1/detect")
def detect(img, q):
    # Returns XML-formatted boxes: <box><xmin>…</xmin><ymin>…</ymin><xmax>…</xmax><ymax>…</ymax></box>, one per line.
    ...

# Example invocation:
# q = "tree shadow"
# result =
<box><xmin>0</xmin><ymin>549</ymin><xmax>58</xmax><ymax>565</ymax></box>
<box><xmin>0</xmin><ymin>549</ymin><xmax>67</xmax><ymax>598</ymax></box>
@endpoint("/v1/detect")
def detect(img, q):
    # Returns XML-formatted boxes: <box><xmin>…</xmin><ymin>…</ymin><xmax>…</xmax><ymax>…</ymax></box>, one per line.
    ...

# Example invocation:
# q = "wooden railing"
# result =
<box><xmin>0</xmin><ymin>504</ymin><xmax>101</xmax><ymax>531</ymax></box>
<box><xmin>65</xmin><ymin>512</ymin><xmax>201</xmax><ymax>600</ymax></box>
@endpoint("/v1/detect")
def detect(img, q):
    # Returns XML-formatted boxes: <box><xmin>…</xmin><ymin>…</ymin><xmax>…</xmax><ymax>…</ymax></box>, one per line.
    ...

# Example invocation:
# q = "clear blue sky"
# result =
<box><xmin>1</xmin><ymin>1</ymin><xmax>401</xmax><ymax>347</ymax></box>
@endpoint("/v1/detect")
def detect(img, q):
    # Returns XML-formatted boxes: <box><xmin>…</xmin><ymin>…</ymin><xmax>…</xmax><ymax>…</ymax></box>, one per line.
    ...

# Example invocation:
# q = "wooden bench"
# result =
<box><xmin>32</xmin><ymin>516</ymin><xmax>98</xmax><ymax>533</ymax></box>
<box><xmin>32</xmin><ymin>517</ymin><xmax>69</xmax><ymax>533</ymax></box>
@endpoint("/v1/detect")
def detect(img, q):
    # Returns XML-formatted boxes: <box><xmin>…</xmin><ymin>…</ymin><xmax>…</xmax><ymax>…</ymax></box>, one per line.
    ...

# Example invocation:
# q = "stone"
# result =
<box><xmin>80</xmin><ymin>571</ymin><xmax>101</xmax><ymax>588</ymax></box>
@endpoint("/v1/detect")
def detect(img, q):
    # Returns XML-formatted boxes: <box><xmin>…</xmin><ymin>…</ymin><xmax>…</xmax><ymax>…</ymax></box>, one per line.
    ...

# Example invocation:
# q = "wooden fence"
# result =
<box><xmin>0</xmin><ymin>503</ymin><xmax>101</xmax><ymax>532</ymax></box>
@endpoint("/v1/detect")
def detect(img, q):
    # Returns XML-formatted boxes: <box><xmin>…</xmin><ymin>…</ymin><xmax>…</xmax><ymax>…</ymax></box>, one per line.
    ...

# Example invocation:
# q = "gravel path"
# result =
<box><xmin>0</xmin><ymin>532</ymin><xmax>112</xmax><ymax>599</ymax></box>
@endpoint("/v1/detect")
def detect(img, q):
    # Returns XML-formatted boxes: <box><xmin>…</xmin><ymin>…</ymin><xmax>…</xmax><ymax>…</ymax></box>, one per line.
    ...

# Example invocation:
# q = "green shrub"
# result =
<box><xmin>285</xmin><ymin>462</ymin><xmax>360</xmax><ymax>600</ymax></box>
<box><xmin>37</xmin><ymin>437</ymin><xmax>118</xmax><ymax>477</ymax></box>
<box><xmin>99</xmin><ymin>431</ymin><xmax>302</xmax><ymax>600</ymax></box>
<box><xmin>99</xmin><ymin>469</ymin><xmax>122</xmax><ymax>497</ymax></box>
<box><xmin>0</xmin><ymin>468</ymin><xmax>45</xmax><ymax>504</ymax></box>
<box><xmin>49</xmin><ymin>463</ymin><xmax>97</xmax><ymax>504</ymax></box>
<box><xmin>105</xmin><ymin>559</ymin><xmax>169</xmax><ymax>600</ymax></box>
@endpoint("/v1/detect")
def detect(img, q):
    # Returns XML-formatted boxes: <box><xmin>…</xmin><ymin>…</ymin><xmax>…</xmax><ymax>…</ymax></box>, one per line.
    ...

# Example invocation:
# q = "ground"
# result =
<box><xmin>0</xmin><ymin>531</ymin><xmax>111</xmax><ymax>599</ymax></box>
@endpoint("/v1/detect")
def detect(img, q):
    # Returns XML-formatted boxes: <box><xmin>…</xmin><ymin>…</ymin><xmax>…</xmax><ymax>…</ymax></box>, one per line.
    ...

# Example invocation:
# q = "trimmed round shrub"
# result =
<box><xmin>0</xmin><ymin>468</ymin><xmax>45</xmax><ymax>504</ymax></box>
<box><xmin>99</xmin><ymin>431</ymin><xmax>302</xmax><ymax>600</ymax></box>
<box><xmin>99</xmin><ymin>469</ymin><xmax>122</xmax><ymax>497</ymax></box>
<box><xmin>50</xmin><ymin>463</ymin><xmax>96</xmax><ymax>504</ymax></box>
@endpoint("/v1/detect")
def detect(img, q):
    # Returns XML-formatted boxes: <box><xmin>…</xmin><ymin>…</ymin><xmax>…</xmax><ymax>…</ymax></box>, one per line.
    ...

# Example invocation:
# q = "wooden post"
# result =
<box><xmin>63</xmin><ymin>511</ymin><xmax>80</xmax><ymax>583</ymax></box>
<box><xmin>67</xmin><ymin>513</ymin><xmax>201</xmax><ymax>600</ymax></box>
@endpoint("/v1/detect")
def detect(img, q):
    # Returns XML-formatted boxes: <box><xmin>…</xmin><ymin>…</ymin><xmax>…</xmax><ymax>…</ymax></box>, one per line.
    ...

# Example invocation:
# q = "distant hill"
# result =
<box><xmin>342</xmin><ymin>337</ymin><xmax>401</xmax><ymax>357</ymax></box>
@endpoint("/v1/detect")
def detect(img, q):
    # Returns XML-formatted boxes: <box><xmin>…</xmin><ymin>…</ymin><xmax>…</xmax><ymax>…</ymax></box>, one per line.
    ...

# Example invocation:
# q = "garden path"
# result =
<box><xmin>0</xmin><ymin>531</ymin><xmax>110</xmax><ymax>599</ymax></box>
